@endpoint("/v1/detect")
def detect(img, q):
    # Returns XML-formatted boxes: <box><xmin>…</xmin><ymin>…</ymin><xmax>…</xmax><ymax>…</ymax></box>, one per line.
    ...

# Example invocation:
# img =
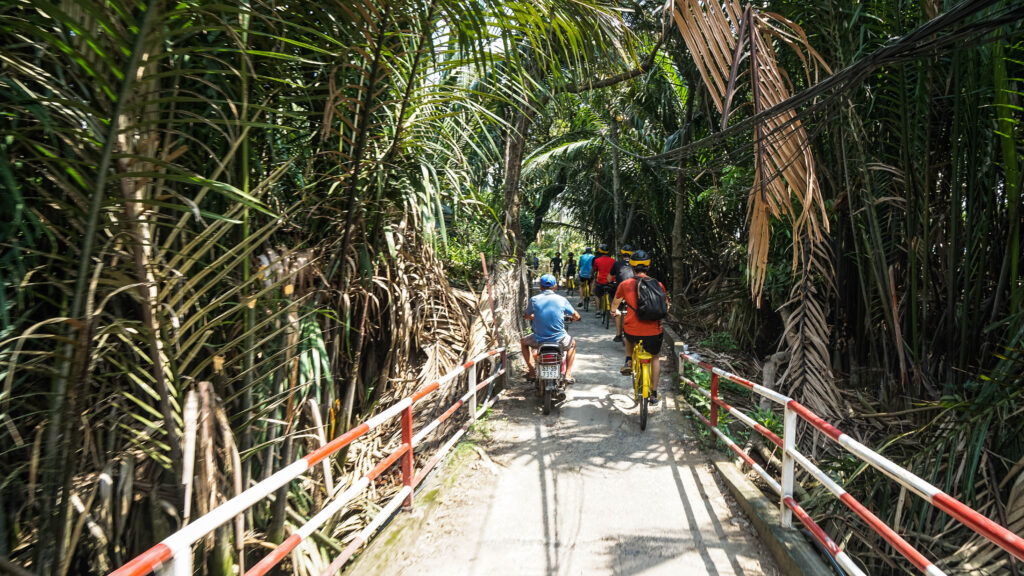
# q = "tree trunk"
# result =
<box><xmin>994</xmin><ymin>41</ymin><xmax>1021</xmax><ymax>315</ymax></box>
<box><xmin>620</xmin><ymin>202</ymin><xmax>636</xmax><ymax>246</ymax></box>
<box><xmin>502</xmin><ymin>108</ymin><xmax>535</xmax><ymax>255</ymax></box>
<box><xmin>671</xmin><ymin>162</ymin><xmax>688</xmax><ymax>312</ymax></box>
<box><xmin>611</xmin><ymin>116</ymin><xmax>622</xmax><ymax>248</ymax></box>
<box><xmin>238</xmin><ymin>1</ymin><xmax>256</xmax><ymax>536</ymax></box>
<box><xmin>119</xmin><ymin>93</ymin><xmax>182</xmax><ymax>486</ymax></box>
<box><xmin>41</xmin><ymin>6</ymin><xmax>163</xmax><ymax>570</ymax></box>
<box><xmin>268</xmin><ymin>289</ymin><xmax>300</xmax><ymax>544</ymax></box>
<box><xmin>671</xmin><ymin>83</ymin><xmax>696</xmax><ymax>311</ymax></box>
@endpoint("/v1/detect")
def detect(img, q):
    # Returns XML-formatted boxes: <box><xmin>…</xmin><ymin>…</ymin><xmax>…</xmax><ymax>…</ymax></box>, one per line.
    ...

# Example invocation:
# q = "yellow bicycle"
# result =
<box><xmin>581</xmin><ymin>278</ymin><xmax>591</xmax><ymax>311</ymax></box>
<box><xmin>631</xmin><ymin>340</ymin><xmax>653</xmax><ymax>431</ymax></box>
<box><xmin>566</xmin><ymin>275</ymin><xmax>576</xmax><ymax>292</ymax></box>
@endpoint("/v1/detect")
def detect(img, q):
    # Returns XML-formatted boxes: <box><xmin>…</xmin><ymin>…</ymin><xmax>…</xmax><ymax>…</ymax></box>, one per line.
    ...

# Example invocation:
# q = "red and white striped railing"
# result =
<box><xmin>680</xmin><ymin>348</ymin><xmax>1024</xmax><ymax>576</ymax></box>
<box><xmin>110</xmin><ymin>348</ymin><xmax>507</xmax><ymax>576</ymax></box>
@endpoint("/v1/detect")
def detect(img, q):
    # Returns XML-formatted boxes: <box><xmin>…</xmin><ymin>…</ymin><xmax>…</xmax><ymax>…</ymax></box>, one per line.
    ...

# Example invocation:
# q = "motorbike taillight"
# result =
<box><xmin>539</xmin><ymin>353</ymin><xmax>559</xmax><ymax>363</ymax></box>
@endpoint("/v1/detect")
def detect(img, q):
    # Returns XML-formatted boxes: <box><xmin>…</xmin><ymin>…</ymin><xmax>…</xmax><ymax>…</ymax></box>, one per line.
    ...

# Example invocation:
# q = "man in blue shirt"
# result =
<box><xmin>577</xmin><ymin>247</ymin><xmax>595</xmax><ymax>306</ymax></box>
<box><xmin>521</xmin><ymin>274</ymin><xmax>581</xmax><ymax>382</ymax></box>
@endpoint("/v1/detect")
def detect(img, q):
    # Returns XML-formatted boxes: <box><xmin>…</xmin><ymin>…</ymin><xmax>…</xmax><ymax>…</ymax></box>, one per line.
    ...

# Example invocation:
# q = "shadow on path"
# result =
<box><xmin>348</xmin><ymin>292</ymin><xmax>778</xmax><ymax>576</ymax></box>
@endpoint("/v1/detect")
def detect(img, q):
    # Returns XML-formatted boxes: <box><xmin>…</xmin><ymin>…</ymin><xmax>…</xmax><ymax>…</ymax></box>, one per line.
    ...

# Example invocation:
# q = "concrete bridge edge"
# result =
<box><xmin>662</xmin><ymin>324</ymin><xmax>836</xmax><ymax>576</ymax></box>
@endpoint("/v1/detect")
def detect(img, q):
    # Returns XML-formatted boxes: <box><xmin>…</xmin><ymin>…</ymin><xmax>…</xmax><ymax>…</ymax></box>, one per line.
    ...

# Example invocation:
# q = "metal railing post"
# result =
<box><xmin>467</xmin><ymin>366</ymin><xmax>478</xmax><ymax>421</ymax></box>
<box><xmin>500</xmin><ymin>349</ymin><xmax>508</xmax><ymax>390</ymax></box>
<box><xmin>780</xmin><ymin>404</ymin><xmax>797</xmax><ymax>528</ymax></box>
<box><xmin>401</xmin><ymin>405</ymin><xmax>414</xmax><ymax>509</ymax></box>
<box><xmin>709</xmin><ymin>373</ymin><xmax>719</xmax><ymax>428</ymax></box>
<box><xmin>680</xmin><ymin>345</ymin><xmax>688</xmax><ymax>383</ymax></box>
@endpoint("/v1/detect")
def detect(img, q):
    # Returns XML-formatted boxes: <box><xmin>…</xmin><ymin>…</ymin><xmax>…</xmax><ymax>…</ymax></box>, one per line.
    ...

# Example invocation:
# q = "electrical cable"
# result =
<box><xmin>608</xmin><ymin>0</ymin><xmax>1024</xmax><ymax>173</ymax></box>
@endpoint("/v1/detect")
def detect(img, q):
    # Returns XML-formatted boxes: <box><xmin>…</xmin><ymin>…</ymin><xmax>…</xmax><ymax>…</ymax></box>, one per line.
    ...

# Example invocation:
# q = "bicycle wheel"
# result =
<box><xmin>639</xmin><ymin>395</ymin><xmax>649</xmax><ymax>430</ymax></box>
<box><xmin>639</xmin><ymin>363</ymin><xmax>649</xmax><ymax>431</ymax></box>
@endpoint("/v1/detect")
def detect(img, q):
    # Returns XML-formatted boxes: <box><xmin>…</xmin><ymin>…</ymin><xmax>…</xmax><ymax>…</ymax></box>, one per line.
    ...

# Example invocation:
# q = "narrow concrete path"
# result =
<box><xmin>349</xmin><ymin>294</ymin><xmax>779</xmax><ymax>576</ymax></box>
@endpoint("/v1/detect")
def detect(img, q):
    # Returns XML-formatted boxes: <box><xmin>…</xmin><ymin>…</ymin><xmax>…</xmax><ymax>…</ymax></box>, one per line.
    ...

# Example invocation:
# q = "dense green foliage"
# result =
<box><xmin>1</xmin><ymin>0</ymin><xmax>1022</xmax><ymax>574</ymax></box>
<box><xmin>0</xmin><ymin>1</ymin><xmax>633</xmax><ymax>573</ymax></box>
<box><xmin>508</xmin><ymin>1</ymin><xmax>1024</xmax><ymax>573</ymax></box>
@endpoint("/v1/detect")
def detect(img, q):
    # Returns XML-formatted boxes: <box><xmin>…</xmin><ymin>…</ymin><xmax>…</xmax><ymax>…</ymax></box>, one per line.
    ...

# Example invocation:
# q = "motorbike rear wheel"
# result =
<box><xmin>542</xmin><ymin>385</ymin><xmax>552</xmax><ymax>415</ymax></box>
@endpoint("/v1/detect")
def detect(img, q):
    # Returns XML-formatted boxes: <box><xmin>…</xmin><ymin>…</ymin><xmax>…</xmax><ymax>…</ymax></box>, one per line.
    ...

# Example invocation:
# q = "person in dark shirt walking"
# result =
<box><xmin>550</xmin><ymin>252</ymin><xmax>563</xmax><ymax>282</ymax></box>
<box><xmin>564</xmin><ymin>252</ymin><xmax>577</xmax><ymax>293</ymax></box>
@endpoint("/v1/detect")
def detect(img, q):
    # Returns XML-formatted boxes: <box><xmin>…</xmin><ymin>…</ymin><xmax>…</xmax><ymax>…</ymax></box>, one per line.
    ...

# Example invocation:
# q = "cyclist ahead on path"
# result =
<box><xmin>550</xmin><ymin>252</ymin><xmax>563</xmax><ymax>281</ymax></box>
<box><xmin>611</xmin><ymin>250</ymin><xmax>668</xmax><ymax>404</ymax></box>
<box><xmin>609</xmin><ymin>244</ymin><xmax>635</xmax><ymax>342</ymax></box>
<box><xmin>521</xmin><ymin>274</ymin><xmax>581</xmax><ymax>382</ymax></box>
<box><xmin>564</xmin><ymin>252</ymin><xmax>577</xmax><ymax>292</ymax></box>
<box><xmin>592</xmin><ymin>244</ymin><xmax>616</xmax><ymax>314</ymax></box>
<box><xmin>576</xmin><ymin>247</ymin><xmax>595</xmax><ymax>306</ymax></box>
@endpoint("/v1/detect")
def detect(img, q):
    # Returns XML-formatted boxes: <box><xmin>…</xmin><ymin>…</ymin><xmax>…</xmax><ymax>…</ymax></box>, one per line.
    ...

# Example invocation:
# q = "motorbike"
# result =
<box><xmin>534</xmin><ymin>314</ymin><xmax>576</xmax><ymax>415</ymax></box>
<box><xmin>536</xmin><ymin>344</ymin><xmax>566</xmax><ymax>415</ymax></box>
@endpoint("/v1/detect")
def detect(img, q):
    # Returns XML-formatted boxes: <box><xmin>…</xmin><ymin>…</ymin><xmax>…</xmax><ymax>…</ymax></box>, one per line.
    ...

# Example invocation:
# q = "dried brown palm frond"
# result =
<box><xmin>283</xmin><ymin>207</ymin><xmax>526</xmax><ymax>566</ymax></box>
<box><xmin>779</xmin><ymin>239</ymin><xmax>840</xmax><ymax>419</ymax></box>
<box><xmin>670</xmin><ymin>0</ymin><xmax>831</xmax><ymax>300</ymax></box>
<box><xmin>671</xmin><ymin>0</ymin><xmax>837</xmax><ymax>415</ymax></box>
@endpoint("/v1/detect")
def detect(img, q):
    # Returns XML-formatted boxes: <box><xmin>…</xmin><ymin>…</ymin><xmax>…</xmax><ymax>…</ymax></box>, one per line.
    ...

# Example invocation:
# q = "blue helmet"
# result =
<box><xmin>539</xmin><ymin>274</ymin><xmax>556</xmax><ymax>288</ymax></box>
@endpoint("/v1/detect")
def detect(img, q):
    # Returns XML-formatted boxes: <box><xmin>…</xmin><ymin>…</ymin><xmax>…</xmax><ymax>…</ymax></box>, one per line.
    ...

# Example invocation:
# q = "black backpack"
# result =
<box><xmin>634</xmin><ymin>276</ymin><xmax>667</xmax><ymax>321</ymax></box>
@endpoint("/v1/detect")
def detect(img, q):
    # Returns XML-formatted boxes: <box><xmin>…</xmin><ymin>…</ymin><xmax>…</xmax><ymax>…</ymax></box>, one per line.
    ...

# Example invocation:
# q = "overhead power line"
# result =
<box><xmin>629</xmin><ymin>0</ymin><xmax>1024</xmax><ymax>172</ymax></box>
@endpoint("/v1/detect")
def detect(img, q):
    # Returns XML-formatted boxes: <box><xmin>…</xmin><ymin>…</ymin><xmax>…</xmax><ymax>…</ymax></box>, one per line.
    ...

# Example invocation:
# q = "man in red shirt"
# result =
<box><xmin>591</xmin><ymin>243</ymin><xmax>616</xmax><ymax>316</ymax></box>
<box><xmin>610</xmin><ymin>250</ymin><xmax>668</xmax><ymax>404</ymax></box>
